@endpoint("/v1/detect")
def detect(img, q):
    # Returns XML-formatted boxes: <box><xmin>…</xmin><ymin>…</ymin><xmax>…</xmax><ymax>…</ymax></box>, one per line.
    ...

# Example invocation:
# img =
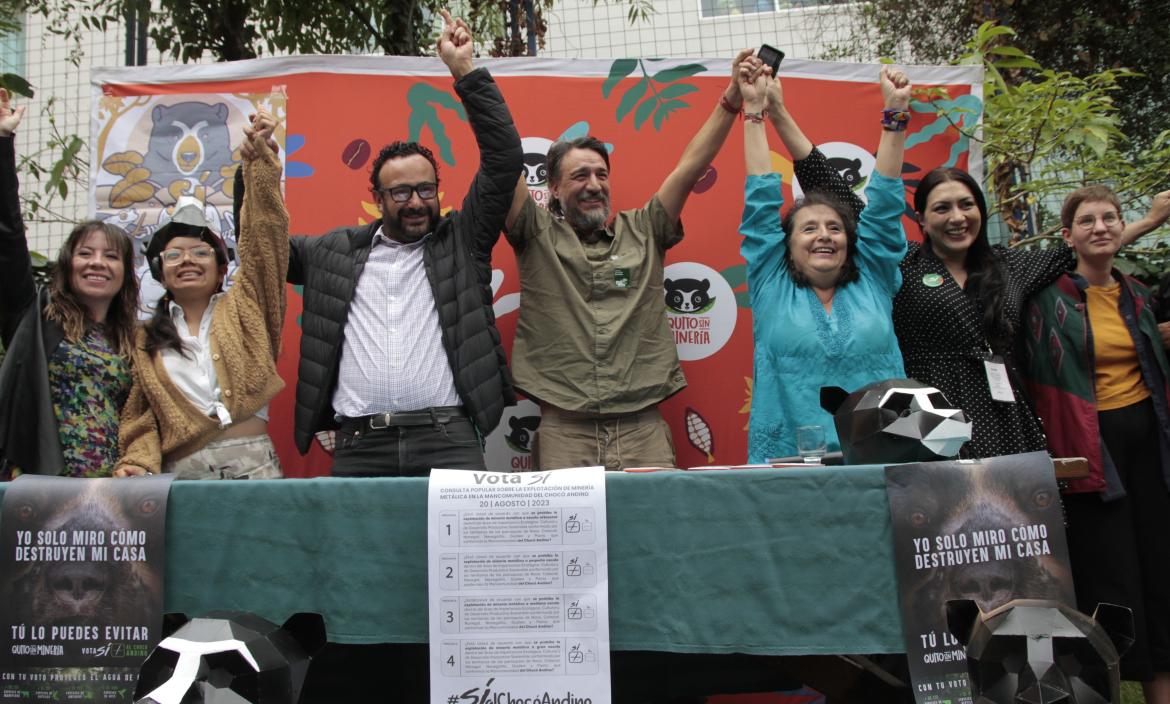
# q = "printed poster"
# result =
<box><xmin>884</xmin><ymin>451</ymin><xmax>1075</xmax><ymax>704</ymax></box>
<box><xmin>92</xmin><ymin>56</ymin><xmax>983</xmax><ymax>475</ymax></box>
<box><xmin>428</xmin><ymin>467</ymin><xmax>610</xmax><ymax>704</ymax></box>
<box><xmin>0</xmin><ymin>475</ymin><xmax>172</xmax><ymax>702</ymax></box>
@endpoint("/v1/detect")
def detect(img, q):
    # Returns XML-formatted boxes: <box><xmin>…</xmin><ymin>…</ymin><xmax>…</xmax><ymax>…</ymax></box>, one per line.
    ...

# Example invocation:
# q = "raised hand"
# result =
<box><xmin>240</xmin><ymin>109</ymin><xmax>279</xmax><ymax>161</ymax></box>
<box><xmin>0</xmin><ymin>89</ymin><xmax>27</xmax><ymax>138</ymax></box>
<box><xmin>437</xmin><ymin>9</ymin><xmax>474</xmax><ymax>80</ymax></box>
<box><xmin>880</xmin><ymin>65</ymin><xmax>911</xmax><ymax>110</ymax></box>
<box><xmin>1147</xmin><ymin>189</ymin><xmax>1170</xmax><ymax>229</ymax></box>
<box><xmin>737</xmin><ymin>56</ymin><xmax>769</xmax><ymax>112</ymax></box>
<box><xmin>722</xmin><ymin>48</ymin><xmax>755</xmax><ymax>111</ymax></box>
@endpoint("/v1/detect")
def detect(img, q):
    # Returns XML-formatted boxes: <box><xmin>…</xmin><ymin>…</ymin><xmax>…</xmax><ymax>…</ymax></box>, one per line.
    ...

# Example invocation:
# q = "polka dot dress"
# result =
<box><xmin>793</xmin><ymin>147</ymin><xmax>1074</xmax><ymax>458</ymax></box>
<box><xmin>894</xmin><ymin>242</ymin><xmax>1073</xmax><ymax>458</ymax></box>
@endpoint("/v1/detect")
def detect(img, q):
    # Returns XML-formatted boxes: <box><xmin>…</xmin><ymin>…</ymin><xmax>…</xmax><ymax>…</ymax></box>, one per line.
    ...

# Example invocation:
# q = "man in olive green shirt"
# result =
<box><xmin>504</xmin><ymin>50</ymin><xmax>753</xmax><ymax>470</ymax></box>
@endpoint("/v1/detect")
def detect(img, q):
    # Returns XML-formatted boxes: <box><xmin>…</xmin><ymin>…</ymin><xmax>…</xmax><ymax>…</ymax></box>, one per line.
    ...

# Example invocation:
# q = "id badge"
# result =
<box><xmin>983</xmin><ymin>356</ymin><xmax>1016</xmax><ymax>403</ymax></box>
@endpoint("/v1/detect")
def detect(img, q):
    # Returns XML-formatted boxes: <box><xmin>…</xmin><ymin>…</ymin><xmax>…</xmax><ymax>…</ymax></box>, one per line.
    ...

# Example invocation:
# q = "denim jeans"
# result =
<box><xmin>330</xmin><ymin>415</ymin><xmax>486</xmax><ymax>477</ymax></box>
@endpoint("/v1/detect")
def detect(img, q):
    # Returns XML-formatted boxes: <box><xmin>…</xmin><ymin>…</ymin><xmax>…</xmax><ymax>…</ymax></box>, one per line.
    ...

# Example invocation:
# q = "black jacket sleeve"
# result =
<box><xmin>0</xmin><ymin>135</ymin><xmax>36</xmax><ymax>347</ymax></box>
<box><xmin>451</xmin><ymin>68</ymin><xmax>523</xmax><ymax>285</ymax></box>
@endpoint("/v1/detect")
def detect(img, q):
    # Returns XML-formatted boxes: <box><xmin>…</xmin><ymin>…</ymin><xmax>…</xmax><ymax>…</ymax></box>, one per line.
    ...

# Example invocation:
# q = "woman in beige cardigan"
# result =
<box><xmin>115</xmin><ymin>111</ymin><xmax>288</xmax><ymax>479</ymax></box>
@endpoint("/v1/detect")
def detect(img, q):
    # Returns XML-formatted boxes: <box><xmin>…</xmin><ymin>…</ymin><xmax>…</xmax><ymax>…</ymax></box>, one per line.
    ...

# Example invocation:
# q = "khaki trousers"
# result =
<box><xmin>534</xmin><ymin>404</ymin><xmax>675</xmax><ymax>471</ymax></box>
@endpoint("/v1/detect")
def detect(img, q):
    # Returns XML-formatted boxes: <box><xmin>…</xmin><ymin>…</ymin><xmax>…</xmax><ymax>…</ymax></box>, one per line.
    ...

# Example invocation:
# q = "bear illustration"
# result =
<box><xmin>827</xmin><ymin>156</ymin><xmax>865</xmax><ymax>190</ymax></box>
<box><xmin>664</xmin><ymin>278</ymin><xmax>712</xmax><ymax>314</ymax></box>
<box><xmin>506</xmin><ymin>415</ymin><xmax>542</xmax><ymax>454</ymax></box>
<box><xmin>522</xmin><ymin>152</ymin><xmax>549</xmax><ymax>187</ymax></box>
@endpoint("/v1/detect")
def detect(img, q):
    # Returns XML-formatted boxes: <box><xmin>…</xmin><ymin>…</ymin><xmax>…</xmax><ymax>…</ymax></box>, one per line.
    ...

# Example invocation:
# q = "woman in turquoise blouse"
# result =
<box><xmin>738</xmin><ymin>61</ymin><xmax>911</xmax><ymax>462</ymax></box>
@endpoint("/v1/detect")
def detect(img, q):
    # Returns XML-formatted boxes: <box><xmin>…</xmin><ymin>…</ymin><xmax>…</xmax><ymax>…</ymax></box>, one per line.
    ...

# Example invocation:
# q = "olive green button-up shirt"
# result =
<box><xmin>505</xmin><ymin>196</ymin><xmax>687</xmax><ymax>414</ymax></box>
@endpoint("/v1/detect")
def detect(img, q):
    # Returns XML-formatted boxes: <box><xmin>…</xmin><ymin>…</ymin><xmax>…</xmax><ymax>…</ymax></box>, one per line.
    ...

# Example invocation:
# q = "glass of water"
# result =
<box><xmin>795</xmin><ymin>425</ymin><xmax>827</xmax><ymax>464</ymax></box>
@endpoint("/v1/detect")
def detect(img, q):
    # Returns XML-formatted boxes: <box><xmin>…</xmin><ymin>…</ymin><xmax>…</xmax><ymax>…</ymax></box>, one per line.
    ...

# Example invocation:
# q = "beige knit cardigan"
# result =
<box><xmin>116</xmin><ymin>141</ymin><xmax>288</xmax><ymax>473</ymax></box>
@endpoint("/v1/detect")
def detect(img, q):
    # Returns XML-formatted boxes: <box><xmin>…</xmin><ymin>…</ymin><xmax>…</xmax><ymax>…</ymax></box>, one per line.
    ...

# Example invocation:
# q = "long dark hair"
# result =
<box><xmin>914</xmin><ymin>168</ymin><xmax>1010</xmax><ymax>351</ymax></box>
<box><xmin>44</xmin><ymin>220</ymin><xmax>138</xmax><ymax>356</ymax></box>
<box><xmin>143</xmin><ymin>292</ymin><xmax>186</xmax><ymax>357</ymax></box>
<box><xmin>780</xmin><ymin>190</ymin><xmax>860</xmax><ymax>289</ymax></box>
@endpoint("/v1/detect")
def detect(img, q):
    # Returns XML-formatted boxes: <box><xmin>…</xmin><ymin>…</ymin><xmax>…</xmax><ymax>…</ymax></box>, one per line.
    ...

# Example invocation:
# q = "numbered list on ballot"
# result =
<box><xmin>428</xmin><ymin>467</ymin><xmax>610</xmax><ymax>704</ymax></box>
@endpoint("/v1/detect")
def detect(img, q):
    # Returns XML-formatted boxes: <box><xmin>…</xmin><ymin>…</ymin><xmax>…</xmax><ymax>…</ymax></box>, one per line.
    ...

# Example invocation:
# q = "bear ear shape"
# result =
<box><xmin>699</xmin><ymin>279</ymin><xmax>710</xmax><ymax>291</ymax></box>
<box><xmin>282</xmin><ymin>613</ymin><xmax>327</xmax><ymax>657</ymax></box>
<box><xmin>820</xmin><ymin>386</ymin><xmax>850</xmax><ymax>415</ymax></box>
<box><xmin>1091</xmin><ymin>603</ymin><xmax>1135</xmax><ymax>658</ymax></box>
<box><xmin>509</xmin><ymin>416</ymin><xmax>521</xmax><ymax>429</ymax></box>
<box><xmin>160</xmin><ymin>612</ymin><xmax>190</xmax><ymax>639</ymax></box>
<box><xmin>850</xmin><ymin>158</ymin><xmax>862</xmax><ymax>169</ymax></box>
<box><xmin>945</xmin><ymin>599</ymin><xmax>980</xmax><ymax>647</ymax></box>
<box><xmin>664</xmin><ymin>278</ymin><xmax>674</xmax><ymax>288</ymax></box>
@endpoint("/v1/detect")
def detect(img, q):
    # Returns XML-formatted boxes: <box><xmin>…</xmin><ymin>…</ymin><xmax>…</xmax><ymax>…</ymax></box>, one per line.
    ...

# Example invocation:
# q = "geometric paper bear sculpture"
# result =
<box><xmin>133</xmin><ymin>611</ymin><xmax>326</xmax><ymax>704</ymax></box>
<box><xmin>946</xmin><ymin>598</ymin><xmax>1134</xmax><ymax>704</ymax></box>
<box><xmin>820</xmin><ymin>378</ymin><xmax>972</xmax><ymax>465</ymax></box>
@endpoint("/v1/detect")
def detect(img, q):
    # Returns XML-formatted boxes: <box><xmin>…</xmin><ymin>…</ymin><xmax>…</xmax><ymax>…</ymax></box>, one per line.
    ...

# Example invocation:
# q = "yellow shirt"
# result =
<box><xmin>1086</xmin><ymin>282</ymin><xmax>1149</xmax><ymax>410</ymax></box>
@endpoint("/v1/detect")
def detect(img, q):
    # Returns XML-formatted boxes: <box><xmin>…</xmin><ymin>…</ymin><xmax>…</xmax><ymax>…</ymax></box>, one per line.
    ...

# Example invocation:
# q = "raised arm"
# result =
<box><xmin>874</xmin><ymin>66</ymin><xmax>909</xmax><ymax>179</ymax></box>
<box><xmin>1121</xmin><ymin>189</ymin><xmax>1170</xmax><ymax>246</ymax></box>
<box><xmin>656</xmin><ymin>48</ymin><xmax>754</xmax><ymax>222</ymax></box>
<box><xmin>0</xmin><ymin>89</ymin><xmax>33</xmax><ymax>346</ymax></box>
<box><xmin>741</xmin><ymin>57</ymin><xmax>771</xmax><ymax>176</ymax></box>
<box><xmin>768</xmin><ymin>75</ymin><xmax>865</xmax><ymax>220</ymax></box>
<box><xmin>440</xmin><ymin>9</ymin><xmax>522</xmax><ymax>276</ymax></box>
<box><xmin>235</xmin><ymin>109</ymin><xmax>289</xmax><ymax>352</ymax></box>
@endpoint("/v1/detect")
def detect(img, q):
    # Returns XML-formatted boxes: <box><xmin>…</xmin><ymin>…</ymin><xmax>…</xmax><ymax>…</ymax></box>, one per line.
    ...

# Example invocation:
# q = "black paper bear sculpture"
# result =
<box><xmin>821</xmin><ymin>378</ymin><xmax>971</xmax><ymax>465</ymax></box>
<box><xmin>134</xmin><ymin>611</ymin><xmax>326</xmax><ymax>704</ymax></box>
<box><xmin>947</xmin><ymin>598</ymin><xmax>1134</xmax><ymax>704</ymax></box>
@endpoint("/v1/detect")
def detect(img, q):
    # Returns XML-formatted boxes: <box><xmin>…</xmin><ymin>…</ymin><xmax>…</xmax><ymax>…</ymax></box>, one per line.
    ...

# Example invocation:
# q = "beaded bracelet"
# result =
<box><xmin>881</xmin><ymin>108</ymin><xmax>910</xmax><ymax>131</ymax></box>
<box><xmin>743</xmin><ymin>109</ymin><xmax>768</xmax><ymax>124</ymax></box>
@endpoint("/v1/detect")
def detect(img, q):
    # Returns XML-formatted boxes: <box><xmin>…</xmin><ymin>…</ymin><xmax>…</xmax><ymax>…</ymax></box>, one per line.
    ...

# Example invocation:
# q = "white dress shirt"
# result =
<box><xmin>161</xmin><ymin>295</ymin><xmax>269</xmax><ymax>426</ymax></box>
<box><xmin>331</xmin><ymin>226</ymin><xmax>461</xmax><ymax>417</ymax></box>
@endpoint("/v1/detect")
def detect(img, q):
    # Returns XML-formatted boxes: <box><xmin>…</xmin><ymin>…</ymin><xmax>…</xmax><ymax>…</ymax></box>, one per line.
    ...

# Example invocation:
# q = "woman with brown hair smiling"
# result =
<box><xmin>0</xmin><ymin>89</ymin><xmax>139</xmax><ymax>478</ymax></box>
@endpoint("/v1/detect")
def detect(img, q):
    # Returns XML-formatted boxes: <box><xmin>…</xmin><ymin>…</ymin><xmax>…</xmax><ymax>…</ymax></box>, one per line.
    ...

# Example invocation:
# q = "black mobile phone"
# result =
<box><xmin>757</xmin><ymin>44</ymin><xmax>785</xmax><ymax>75</ymax></box>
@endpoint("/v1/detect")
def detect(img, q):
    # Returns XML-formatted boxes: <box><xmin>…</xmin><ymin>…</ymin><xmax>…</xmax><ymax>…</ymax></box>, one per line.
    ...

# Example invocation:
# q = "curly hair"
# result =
<box><xmin>369</xmin><ymin>141</ymin><xmax>440</xmax><ymax>192</ymax></box>
<box><xmin>44</xmin><ymin>221</ymin><xmax>138</xmax><ymax>356</ymax></box>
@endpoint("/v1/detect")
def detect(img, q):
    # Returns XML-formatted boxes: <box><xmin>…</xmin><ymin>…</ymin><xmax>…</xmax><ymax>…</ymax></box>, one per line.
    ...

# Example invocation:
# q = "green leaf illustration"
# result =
<box><xmin>655</xmin><ymin>84</ymin><xmax>700</xmax><ymax>101</ymax></box>
<box><xmin>603</xmin><ymin>60</ymin><xmax>708</xmax><ymax>132</ymax></box>
<box><xmin>652</xmin><ymin>63</ymin><xmax>706</xmax><ymax>84</ymax></box>
<box><xmin>616</xmin><ymin>78</ymin><xmax>649</xmax><ymax>122</ymax></box>
<box><xmin>633</xmin><ymin>95</ymin><xmax>658</xmax><ymax>129</ymax></box>
<box><xmin>653</xmin><ymin>99</ymin><xmax>689</xmax><ymax>130</ymax></box>
<box><xmin>602</xmin><ymin>59</ymin><xmax>638</xmax><ymax>98</ymax></box>
<box><xmin>406</xmin><ymin>83</ymin><xmax>468</xmax><ymax>166</ymax></box>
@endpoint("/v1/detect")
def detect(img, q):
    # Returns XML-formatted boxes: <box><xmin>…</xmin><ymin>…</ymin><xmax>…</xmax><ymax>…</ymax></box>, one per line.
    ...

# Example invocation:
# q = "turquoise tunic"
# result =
<box><xmin>740</xmin><ymin>171</ymin><xmax>907</xmax><ymax>462</ymax></box>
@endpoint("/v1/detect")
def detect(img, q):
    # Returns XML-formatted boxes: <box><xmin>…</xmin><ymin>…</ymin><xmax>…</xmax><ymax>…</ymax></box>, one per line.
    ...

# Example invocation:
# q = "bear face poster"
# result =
<box><xmin>883</xmin><ymin>452</ymin><xmax>1075</xmax><ymax>704</ymax></box>
<box><xmin>0</xmin><ymin>475</ymin><xmax>171</xmax><ymax>701</ymax></box>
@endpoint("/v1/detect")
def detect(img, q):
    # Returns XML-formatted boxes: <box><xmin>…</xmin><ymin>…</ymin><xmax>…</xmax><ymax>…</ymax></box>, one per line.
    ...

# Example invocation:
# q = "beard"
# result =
<box><xmin>563</xmin><ymin>193</ymin><xmax>611</xmax><ymax>236</ymax></box>
<box><xmin>383</xmin><ymin>204</ymin><xmax>439</xmax><ymax>243</ymax></box>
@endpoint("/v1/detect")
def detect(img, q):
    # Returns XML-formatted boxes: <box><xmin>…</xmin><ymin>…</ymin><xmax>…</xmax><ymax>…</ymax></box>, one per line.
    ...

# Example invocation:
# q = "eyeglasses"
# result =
<box><xmin>1073</xmin><ymin>212</ymin><xmax>1121</xmax><ymax>230</ymax></box>
<box><xmin>160</xmin><ymin>246</ymin><xmax>215</xmax><ymax>265</ymax></box>
<box><xmin>374</xmin><ymin>182</ymin><xmax>438</xmax><ymax>203</ymax></box>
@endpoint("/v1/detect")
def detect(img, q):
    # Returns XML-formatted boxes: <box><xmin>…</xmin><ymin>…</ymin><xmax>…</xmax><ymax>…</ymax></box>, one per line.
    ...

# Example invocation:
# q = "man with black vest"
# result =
<box><xmin>287</xmin><ymin>11</ymin><xmax>521</xmax><ymax>476</ymax></box>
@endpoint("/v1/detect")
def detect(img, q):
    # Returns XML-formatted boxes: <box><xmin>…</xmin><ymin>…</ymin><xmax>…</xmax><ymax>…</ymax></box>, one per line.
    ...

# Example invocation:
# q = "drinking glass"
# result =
<box><xmin>795</xmin><ymin>425</ymin><xmax>827</xmax><ymax>464</ymax></box>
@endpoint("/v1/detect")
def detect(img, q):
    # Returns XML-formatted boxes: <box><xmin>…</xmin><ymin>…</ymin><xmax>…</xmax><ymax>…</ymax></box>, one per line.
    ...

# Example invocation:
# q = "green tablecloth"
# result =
<box><xmin>0</xmin><ymin>467</ymin><xmax>904</xmax><ymax>654</ymax></box>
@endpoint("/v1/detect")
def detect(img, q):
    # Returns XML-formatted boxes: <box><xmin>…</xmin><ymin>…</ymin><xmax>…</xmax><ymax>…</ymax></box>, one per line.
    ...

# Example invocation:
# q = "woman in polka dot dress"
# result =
<box><xmin>799</xmin><ymin>159</ymin><xmax>1162</xmax><ymax>458</ymax></box>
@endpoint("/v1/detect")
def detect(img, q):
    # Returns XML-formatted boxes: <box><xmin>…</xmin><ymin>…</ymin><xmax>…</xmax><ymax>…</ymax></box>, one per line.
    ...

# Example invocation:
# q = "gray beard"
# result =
<box><xmin>565</xmin><ymin>204</ymin><xmax>608</xmax><ymax>237</ymax></box>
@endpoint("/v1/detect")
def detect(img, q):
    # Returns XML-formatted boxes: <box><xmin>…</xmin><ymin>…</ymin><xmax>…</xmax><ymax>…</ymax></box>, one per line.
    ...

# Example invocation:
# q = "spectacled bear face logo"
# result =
<box><xmin>821</xmin><ymin>378</ymin><xmax>971</xmax><ymax>465</ymax></box>
<box><xmin>505</xmin><ymin>415</ymin><xmax>542</xmax><ymax>454</ymax></box>
<box><xmin>827</xmin><ymin>156</ymin><xmax>865</xmax><ymax>191</ymax></box>
<box><xmin>522</xmin><ymin>152</ymin><xmax>549</xmax><ymax>188</ymax></box>
<box><xmin>664</xmin><ymin>278</ymin><xmax>714</xmax><ymax>314</ymax></box>
<box><xmin>134</xmin><ymin>611</ymin><xmax>325</xmax><ymax>704</ymax></box>
<box><xmin>948</xmin><ymin>599</ymin><xmax>1133</xmax><ymax>704</ymax></box>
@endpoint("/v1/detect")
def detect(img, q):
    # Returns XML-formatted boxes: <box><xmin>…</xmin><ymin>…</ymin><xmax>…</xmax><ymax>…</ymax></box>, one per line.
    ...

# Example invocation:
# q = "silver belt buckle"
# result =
<box><xmin>368</xmin><ymin>413</ymin><xmax>392</xmax><ymax>430</ymax></box>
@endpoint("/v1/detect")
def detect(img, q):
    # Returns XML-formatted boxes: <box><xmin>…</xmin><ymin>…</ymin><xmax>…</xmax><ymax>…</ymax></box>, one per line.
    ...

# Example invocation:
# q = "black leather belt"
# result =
<box><xmin>338</xmin><ymin>406</ymin><xmax>468</xmax><ymax>433</ymax></box>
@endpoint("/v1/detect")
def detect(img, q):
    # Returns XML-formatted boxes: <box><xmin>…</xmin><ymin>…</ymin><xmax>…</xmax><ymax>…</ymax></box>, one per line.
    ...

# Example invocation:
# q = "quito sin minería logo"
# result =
<box><xmin>663</xmin><ymin>262</ymin><xmax>736</xmax><ymax>362</ymax></box>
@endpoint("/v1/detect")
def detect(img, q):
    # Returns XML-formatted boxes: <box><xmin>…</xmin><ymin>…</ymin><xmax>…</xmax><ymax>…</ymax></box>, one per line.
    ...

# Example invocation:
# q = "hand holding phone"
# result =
<box><xmin>757</xmin><ymin>44</ymin><xmax>785</xmax><ymax>76</ymax></box>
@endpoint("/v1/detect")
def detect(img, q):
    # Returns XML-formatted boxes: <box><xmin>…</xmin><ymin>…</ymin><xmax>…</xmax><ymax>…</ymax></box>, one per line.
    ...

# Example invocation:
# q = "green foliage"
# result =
<box><xmin>913</xmin><ymin>22</ymin><xmax>1170</xmax><ymax>280</ymax></box>
<box><xmin>603</xmin><ymin>59</ymin><xmax>706</xmax><ymax>131</ymax></box>
<box><xmin>822</xmin><ymin>0</ymin><xmax>1170</xmax><ymax>148</ymax></box>
<box><xmin>406</xmin><ymin>83</ymin><xmax>468</xmax><ymax>166</ymax></box>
